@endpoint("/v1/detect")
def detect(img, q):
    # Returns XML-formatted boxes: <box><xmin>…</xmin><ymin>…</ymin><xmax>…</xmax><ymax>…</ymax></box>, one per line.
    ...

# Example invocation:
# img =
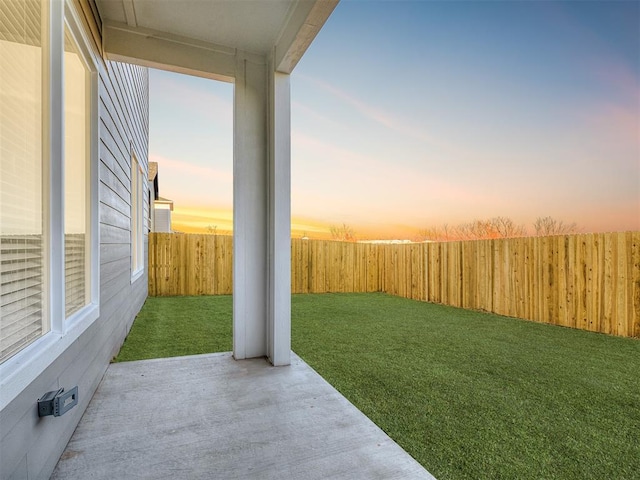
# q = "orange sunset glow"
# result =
<box><xmin>151</xmin><ymin>2</ymin><xmax>639</xmax><ymax>241</ymax></box>
<box><xmin>171</xmin><ymin>206</ymin><xmax>336</xmax><ymax>239</ymax></box>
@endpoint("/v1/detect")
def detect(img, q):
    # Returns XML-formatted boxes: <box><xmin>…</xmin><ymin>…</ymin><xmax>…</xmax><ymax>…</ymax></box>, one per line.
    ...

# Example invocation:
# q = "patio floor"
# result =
<box><xmin>51</xmin><ymin>352</ymin><xmax>435</xmax><ymax>479</ymax></box>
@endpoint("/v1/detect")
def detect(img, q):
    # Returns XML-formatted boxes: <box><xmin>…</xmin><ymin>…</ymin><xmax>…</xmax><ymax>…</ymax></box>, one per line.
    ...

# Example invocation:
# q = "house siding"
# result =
<box><xmin>0</xmin><ymin>7</ymin><xmax>149</xmax><ymax>479</ymax></box>
<box><xmin>154</xmin><ymin>208</ymin><xmax>172</xmax><ymax>233</ymax></box>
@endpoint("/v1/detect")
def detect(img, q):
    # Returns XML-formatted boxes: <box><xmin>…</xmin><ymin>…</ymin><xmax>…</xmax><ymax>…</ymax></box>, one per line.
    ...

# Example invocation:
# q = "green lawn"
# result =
<box><xmin>114</xmin><ymin>295</ymin><xmax>232</xmax><ymax>361</ymax></box>
<box><xmin>115</xmin><ymin>293</ymin><xmax>640</xmax><ymax>480</ymax></box>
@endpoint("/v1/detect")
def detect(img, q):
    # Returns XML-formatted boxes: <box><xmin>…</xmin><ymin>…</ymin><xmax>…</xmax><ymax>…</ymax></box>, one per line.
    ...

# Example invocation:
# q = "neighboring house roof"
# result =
<box><xmin>155</xmin><ymin>196</ymin><xmax>174</xmax><ymax>211</ymax></box>
<box><xmin>149</xmin><ymin>162</ymin><xmax>173</xmax><ymax>210</ymax></box>
<box><xmin>149</xmin><ymin>162</ymin><xmax>158</xmax><ymax>182</ymax></box>
<box><xmin>149</xmin><ymin>162</ymin><xmax>159</xmax><ymax>198</ymax></box>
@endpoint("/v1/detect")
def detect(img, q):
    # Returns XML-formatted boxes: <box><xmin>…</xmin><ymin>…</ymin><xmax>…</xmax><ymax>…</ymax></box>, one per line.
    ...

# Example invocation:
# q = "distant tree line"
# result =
<box><xmin>205</xmin><ymin>225</ymin><xmax>232</xmax><ymax>236</ymax></box>
<box><xmin>532</xmin><ymin>216</ymin><xmax>579</xmax><ymax>237</ymax></box>
<box><xmin>414</xmin><ymin>216</ymin><xmax>579</xmax><ymax>242</ymax></box>
<box><xmin>329</xmin><ymin>216</ymin><xmax>580</xmax><ymax>243</ymax></box>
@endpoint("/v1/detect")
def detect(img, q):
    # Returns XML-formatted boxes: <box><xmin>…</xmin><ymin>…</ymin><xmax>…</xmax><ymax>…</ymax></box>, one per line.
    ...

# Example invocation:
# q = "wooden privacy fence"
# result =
<box><xmin>148</xmin><ymin>232</ymin><xmax>640</xmax><ymax>338</ymax></box>
<box><xmin>149</xmin><ymin>233</ymin><xmax>233</xmax><ymax>296</ymax></box>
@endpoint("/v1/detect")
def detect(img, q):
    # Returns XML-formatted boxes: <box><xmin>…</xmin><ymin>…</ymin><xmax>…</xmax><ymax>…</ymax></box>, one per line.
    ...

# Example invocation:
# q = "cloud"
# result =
<box><xmin>296</xmin><ymin>74</ymin><xmax>473</xmax><ymax>159</ymax></box>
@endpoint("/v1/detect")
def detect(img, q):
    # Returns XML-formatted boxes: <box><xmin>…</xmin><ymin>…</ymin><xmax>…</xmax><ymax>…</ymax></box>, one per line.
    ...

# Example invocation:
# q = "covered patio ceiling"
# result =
<box><xmin>92</xmin><ymin>0</ymin><xmax>340</xmax><ymax>366</ymax></box>
<box><xmin>94</xmin><ymin>0</ymin><xmax>339</xmax><ymax>80</ymax></box>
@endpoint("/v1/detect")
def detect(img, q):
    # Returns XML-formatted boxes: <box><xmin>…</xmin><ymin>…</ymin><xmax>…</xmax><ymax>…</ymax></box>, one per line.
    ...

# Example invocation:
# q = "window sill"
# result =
<box><xmin>0</xmin><ymin>303</ymin><xmax>99</xmax><ymax>411</ymax></box>
<box><xmin>131</xmin><ymin>268</ymin><xmax>144</xmax><ymax>284</ymax></box>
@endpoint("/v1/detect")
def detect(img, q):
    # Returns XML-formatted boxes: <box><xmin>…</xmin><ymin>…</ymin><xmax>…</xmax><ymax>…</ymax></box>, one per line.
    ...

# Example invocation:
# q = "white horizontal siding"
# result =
<box><xmin>153</xmin><ymin>208</ymin><xmax>171</xmax><ymax>232</ymax></box>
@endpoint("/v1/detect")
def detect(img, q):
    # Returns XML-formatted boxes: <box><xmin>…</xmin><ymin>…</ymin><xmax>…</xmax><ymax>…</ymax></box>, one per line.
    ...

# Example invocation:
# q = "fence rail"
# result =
<box><xmin>148</xmin><ymin>232</ymin><xmax>640</xmax><ymax>338</ymax></box>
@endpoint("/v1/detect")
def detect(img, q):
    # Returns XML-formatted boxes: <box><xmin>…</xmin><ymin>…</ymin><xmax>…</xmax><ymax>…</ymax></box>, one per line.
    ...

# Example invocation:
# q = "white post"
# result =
<box><xmin>232</xmin><ymin>54</ymin><xmax>268</xmax><ymax>360</ymax></box>
<box><xmin>233</xmin><ymin>53</ymin><xmax>292</xmax><ymax>366</ymax></box>
<box><xmin>267</xmin><ymin>65</ymin><xmax>291</xmax><ymax>366</ymax></box>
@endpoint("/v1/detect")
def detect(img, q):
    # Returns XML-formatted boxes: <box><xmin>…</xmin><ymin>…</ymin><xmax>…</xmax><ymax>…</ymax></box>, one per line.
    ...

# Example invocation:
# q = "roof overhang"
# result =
<box><xmin>154</xmin><ymin>197</ymin><xmax>174</xmax><ymax>211</ymax></box>
<box><xmin>94</xmin><ymin>0</ymin><xmax>338</xmax><ymax>81</ymax></box>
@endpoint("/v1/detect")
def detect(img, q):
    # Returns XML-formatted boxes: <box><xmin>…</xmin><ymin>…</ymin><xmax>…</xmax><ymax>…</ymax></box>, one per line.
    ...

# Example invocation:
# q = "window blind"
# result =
<box><xmin>0</xmin><ymin>0</ymin><xmax>46</xmax><ymax>363</ymax></box>
<box><xmin>63</xmin><ymin>27</ymin><xmax>89</xmax><ymax>317</ymax></box>
<box><xmin>64</xmin><ymin>234</ymin><xmax>85</xmax><ymax>317</ymax></box>
<box><xmin>1</xmin><ymin>236</ymin><xmax>43</xmax><ymax>361</ymax></box>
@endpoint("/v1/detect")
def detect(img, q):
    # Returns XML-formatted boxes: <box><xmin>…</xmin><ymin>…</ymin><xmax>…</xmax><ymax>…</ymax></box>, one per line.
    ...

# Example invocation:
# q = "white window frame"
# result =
<box><xmin>131</xmin><ymin>150</ymin><xmax>145</xmax><ymax>281</ymax></box>
<box><xmin>0</xmin><ymin>0</ymin><xmax>100</xmax><ymax>411</ymax></box>
<box><xmin>62</xmin><ymin>9</ymin><xmax>99</xmax><ymax>324</ymax></box>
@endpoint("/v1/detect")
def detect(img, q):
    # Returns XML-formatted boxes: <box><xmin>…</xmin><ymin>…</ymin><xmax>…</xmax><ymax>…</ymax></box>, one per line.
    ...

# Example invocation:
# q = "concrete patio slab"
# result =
<box><xmin>51</xmin><ymin>352</ymin><xmax>435</xmax><ymax>479</ymax></box>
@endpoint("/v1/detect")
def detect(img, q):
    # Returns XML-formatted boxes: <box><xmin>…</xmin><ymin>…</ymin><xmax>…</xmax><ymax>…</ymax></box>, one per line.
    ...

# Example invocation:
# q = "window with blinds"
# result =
<box><xmin>64</xmin><ymin>27</ymin><xmax>90</xmax><ymax>317</ymax></box>
<box><xmin>0</xmin><ymin>0</ymin><xmax>47</xmax><ymax>362</ymax></box>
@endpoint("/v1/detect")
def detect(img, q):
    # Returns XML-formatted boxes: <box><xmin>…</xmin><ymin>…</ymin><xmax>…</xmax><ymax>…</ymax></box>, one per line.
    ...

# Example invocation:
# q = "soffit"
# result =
<box><xmin>96</xmin><ymin>0</ymin><xmax>316</xmax><ymax>56</ymax></box>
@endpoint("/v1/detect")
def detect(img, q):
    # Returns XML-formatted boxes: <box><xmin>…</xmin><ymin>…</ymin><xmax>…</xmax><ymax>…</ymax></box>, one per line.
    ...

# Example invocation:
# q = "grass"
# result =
<box><xmin>115</xmin><ymin>293</ymin><xmax>640</xmax><ymax>480</ymax></box>
<box><xmin>114</xmin><ymin>295</ymin><xmax>232</xmax><ymax>361</ymax></box>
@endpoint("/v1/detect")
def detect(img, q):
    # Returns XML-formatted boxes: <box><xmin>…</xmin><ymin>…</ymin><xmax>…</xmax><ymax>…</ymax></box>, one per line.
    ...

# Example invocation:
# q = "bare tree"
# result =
<box><xmin>455</xmin><ymin>219</ymin><xmax>494</xmax><ymax>240</ymax></box>
<box><xmin>489</xmin><ymin>216</ymin><xmax>527</xmax><ymax>238</ymax></box>
<box><xmin>442</xmin><ymin>223</ymin><xmax>452</xmax><ymax>241</ymax></box>
<box><xmin>206</xmin><ymin>225</ymin><xmax>218</xmax><ymax>235</ymax></box>
<box><xmin>533</xmin><ymin>216</ymin><xmax>578</xmax><ymax>236</ymax></box>
<box><xmin>330</xmin><ymin>223</ymin><xmax>357</xmax><ymax>242</ymax></box>
<box><xmin>418</xmin><ymin>217</ymin><xmax>526</xmax><ymax>242</ymax></box>
<box><xmin>415</xmin><ymin>226</ymin><xmax>447</xmax><ymax>242</ymax></box>
<box><xmin>418</xmin><ymin>215</ymin><xmax>579</xmax><ymax>242</ymax></box>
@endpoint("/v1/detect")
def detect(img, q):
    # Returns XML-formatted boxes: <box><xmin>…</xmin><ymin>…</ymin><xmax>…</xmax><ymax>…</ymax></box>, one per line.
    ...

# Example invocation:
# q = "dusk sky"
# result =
<box><xmin>149</xmin><ymin>0</ymin><xmax>640</xmax><ymax>239</ymax></box>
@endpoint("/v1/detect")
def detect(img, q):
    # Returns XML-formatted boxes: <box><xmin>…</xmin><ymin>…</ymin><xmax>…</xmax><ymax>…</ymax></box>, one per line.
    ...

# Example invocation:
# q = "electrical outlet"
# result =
<box><xmin>38</xmin><ymin>387</ymin><xmax>78</xmax><ymax>417</ymax></box>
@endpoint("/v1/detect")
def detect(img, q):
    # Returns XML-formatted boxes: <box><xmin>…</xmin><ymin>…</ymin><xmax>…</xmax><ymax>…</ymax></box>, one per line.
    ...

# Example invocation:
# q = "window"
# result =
<box><xmin>131</xmin><ymin>153</ymin><xmax>144</xmax><ymax>279</ymax></box>
<box><xmin>0</xmin><ymin>0</ymin><xmax>98</xmax><ymax>367</ymax></box>
<box><xmin>0</xmin><ymin>0</ymin><xmax>47</xmax><ymax>362</ymax></box>
<box><xmin>64</xmin><ymin>26</ymin><xmax>90</xmax><ymax>317</ymax></box>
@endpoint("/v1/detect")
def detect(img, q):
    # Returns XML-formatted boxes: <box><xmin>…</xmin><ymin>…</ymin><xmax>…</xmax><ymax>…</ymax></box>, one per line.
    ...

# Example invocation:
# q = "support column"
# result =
<box><xmin>233</xmin><ymin>54</ymin><xmax>268</xmax><ymax>360</ymax></box>
<box><xmin>233</xmin><ymin>50</ymin><xmax>291</xmax><ymax>366</ymax></box>
<box><xmin>233</xmin><ymin>52</ymin><xmax>292</xmax><ymax>366</ymax></box>
<box><xmin>267</xmin><ymin>67</ymin><xmax>291</xmax><ymax>366</ymax></box>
